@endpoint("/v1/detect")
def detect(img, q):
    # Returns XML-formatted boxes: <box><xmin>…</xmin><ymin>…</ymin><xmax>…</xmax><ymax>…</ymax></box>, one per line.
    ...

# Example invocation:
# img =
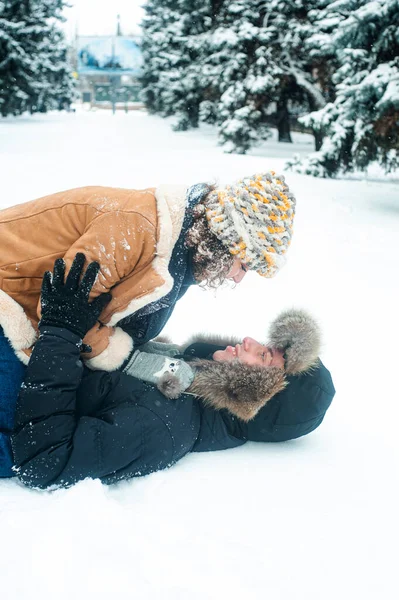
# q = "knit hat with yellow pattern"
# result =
<box><xmin>205</xmin><ymin>172</ymin><xmax>296</xmax><ymax>277</ymax></box>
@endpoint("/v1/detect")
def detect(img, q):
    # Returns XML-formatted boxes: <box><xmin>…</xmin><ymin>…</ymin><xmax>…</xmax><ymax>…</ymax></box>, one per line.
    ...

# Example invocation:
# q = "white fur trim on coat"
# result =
<box><xmin>108</xmin><ymin>184</ymin><xmax>189</xmax><ymax>326</ymax></box>
<box><xmin>85</xmin><ymin>327</ymin><xmax>134</xmax><ymax>371</ymax></box>
<box><xmin>15</xmin><ymin>350</ymin><xmax>31</xmax><ymax>366</ymax></box>
<box><xmin>0</xmin><ymin>289</ymin><xmax>37</xmax><ymax>361</ymax></box>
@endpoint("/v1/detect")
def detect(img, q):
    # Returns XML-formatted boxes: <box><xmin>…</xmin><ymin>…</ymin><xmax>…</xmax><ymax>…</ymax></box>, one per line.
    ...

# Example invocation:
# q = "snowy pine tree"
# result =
<box><xmin>140</xmin><ymin>1</ymin><xmax>178</xmax><ymax>115</ymax></box>
<box><xmin>141</xmin><ymin>0</ymin><xmax>213</xmax><ymax>131</ymax></box>
<box><xmin>292</xmin><ymin>0</ymin><xmax>399</xmax><ymax>176</ymax></box>
<box><xmin>258</xmin><ymin>0</ymin><xmax>334</xmax><ymax>147</ymax></box>
<box><xmin>192</xmin><ymin>0</ymin><xmax>280</xmax><ymax>153</ymax></box>
<box><xmin>203</xmin><ymin>1</ymin><xmax>331</xmax><ymax>153</ymax></box>
<box><xmin>160</xmin><ymin>1</ymin><xmax>213</xmax><ymax>131</ymax></box>
<box><xmin>0</xmin><ymin>0</ymin><xmax>74</xmax><ymax>117</ymax></box>
<box><xmin>142</xmin><ymin>0</ymin><xmax>382</xmax><ymax>160</ymax></box>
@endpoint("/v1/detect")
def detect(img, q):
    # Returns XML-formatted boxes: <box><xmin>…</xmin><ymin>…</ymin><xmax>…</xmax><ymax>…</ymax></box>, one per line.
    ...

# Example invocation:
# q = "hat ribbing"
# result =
<box><xmin>205</xmin><ymin>172</ymin><xmax>296</xmax><ymax>277</ymax></box>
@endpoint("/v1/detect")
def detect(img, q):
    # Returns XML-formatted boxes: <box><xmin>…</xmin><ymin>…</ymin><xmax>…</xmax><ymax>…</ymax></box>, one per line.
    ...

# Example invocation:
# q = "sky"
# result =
<box><xmin>62</xmin><ymin>0</ymin><xmax>146</xmax><ymax>39</ymax></box>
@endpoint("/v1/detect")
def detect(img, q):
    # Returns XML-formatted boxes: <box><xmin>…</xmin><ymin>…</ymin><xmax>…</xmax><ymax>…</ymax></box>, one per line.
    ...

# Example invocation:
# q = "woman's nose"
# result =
<box><xmin>233</xmin><ymin>267</ymin><xmax>247</xmax><ymax>284</ymax></box>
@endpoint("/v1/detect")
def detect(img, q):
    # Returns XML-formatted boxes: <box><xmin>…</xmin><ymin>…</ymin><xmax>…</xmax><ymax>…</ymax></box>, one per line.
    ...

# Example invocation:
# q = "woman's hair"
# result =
<box><xmin>185</xmin><ymin>186</ymin><xmax>234</xmax><ymax>288</ymax></box>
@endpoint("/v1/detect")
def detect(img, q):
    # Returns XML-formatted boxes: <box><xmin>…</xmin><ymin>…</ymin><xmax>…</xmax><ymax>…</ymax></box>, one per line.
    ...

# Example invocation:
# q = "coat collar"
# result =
<box><xmin>108</xmin><ymin>184</ymin><xmax>189</xmax><ymax>326</ymax></box>
<box><xmin>109</xmin><ymin>184</ymin><xmax>209</xmax><ymax>327</ymax></box>
<box><xmin>187</xmin><ymin>358</ymin><xmax>287</xmax><ymax>422</ymax></box>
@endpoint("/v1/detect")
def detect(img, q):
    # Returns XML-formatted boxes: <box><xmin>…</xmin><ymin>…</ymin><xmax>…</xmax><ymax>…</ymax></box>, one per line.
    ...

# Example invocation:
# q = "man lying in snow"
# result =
<box><xmin>7</xmin><ymin>256</ymin><xmax>335</xmax><ymax>488</ymax></box>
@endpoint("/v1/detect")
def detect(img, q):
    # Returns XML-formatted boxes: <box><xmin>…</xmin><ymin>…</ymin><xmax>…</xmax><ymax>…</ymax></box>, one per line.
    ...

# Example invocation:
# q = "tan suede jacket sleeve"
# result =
<box><xmin>38</xmin><ymin>210</ymin><xmax>159</xmax><ymax>370</ymax></box>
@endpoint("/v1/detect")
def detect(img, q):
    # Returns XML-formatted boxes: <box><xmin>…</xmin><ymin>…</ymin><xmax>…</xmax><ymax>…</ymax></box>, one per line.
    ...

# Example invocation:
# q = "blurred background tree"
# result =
<box><xmin>0</xmin><ymin>0</ymin><xmax>75</xmax><ymax>117</ymax></box>
<box><xmin>291</xmin><ymin>0</ymin><xmax>399</xmax><ymax>176</ymax></box>
<box><xmin>140</xmin><ymin>0</ymin><xmax>398</xmax><ymax>177</ymax></box>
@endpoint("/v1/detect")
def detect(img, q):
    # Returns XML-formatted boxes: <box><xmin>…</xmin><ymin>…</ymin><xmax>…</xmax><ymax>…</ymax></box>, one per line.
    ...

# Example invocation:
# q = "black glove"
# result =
<box><xmin>39</xmin><ymin>253</ymin><xmax>112</xmax><ymax>339</ymax></box>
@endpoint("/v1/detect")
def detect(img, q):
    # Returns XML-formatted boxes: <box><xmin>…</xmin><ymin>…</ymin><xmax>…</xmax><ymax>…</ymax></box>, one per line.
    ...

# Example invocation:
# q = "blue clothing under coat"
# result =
<box><xmin>0</xmin><ymin>328</ymin><xmax>25</xmax><ymax>477</ymax></box>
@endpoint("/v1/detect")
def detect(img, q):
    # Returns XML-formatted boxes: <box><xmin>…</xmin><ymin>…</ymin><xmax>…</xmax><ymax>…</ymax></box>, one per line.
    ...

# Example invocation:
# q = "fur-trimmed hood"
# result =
<box><xmin>169</xmin><ymin>309</ymin><xmax>321</xmax><ymax>422</ymax></box>
<box><xmin>267</xmin><ymin>308</ymin><xmax>321</xmax><ymax>375</ymax></box>
<box><xmin>187</xmin><ymin>359</ymin><xmax>287</xmax><ymax>421</ymax></box>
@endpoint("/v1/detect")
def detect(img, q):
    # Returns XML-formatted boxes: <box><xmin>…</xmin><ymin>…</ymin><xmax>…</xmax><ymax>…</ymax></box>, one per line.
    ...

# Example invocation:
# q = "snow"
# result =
<box><xmin>211</xmin><ymin>27</ymin><xmax>239</xmax><ymax>47</ymax></box>
<box><xmin>1</xmin><ymin>108</ymin><xmax>399</xmax><ymax>600</ymax></box>
<box><xmin>375</xmin><ymin>65</ymin><xmax>399</xmax><ymax>109</ymax></box>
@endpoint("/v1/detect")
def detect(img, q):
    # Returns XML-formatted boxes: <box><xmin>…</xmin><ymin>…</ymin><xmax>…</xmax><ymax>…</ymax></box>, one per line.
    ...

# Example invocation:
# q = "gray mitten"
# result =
<box><xmin>123</xmin><ymin>350</ymin><xmax>195</xmax><ymax>399</ymax></box>
<box><xmin>140</xmin><ymin>341</ymin><xmax>182</xmax><ymax>358</ymax></box>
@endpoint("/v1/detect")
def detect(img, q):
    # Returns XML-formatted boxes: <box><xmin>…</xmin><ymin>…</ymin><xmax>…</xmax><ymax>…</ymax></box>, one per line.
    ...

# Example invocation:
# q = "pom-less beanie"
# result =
<box><xmin>205</xmin><ymin>172</ymin><xmax>296</xmax><ymax>277</ymax></box>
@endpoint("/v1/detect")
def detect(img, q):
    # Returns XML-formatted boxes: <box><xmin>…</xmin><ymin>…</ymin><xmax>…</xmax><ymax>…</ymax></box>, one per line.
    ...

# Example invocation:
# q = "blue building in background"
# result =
<box><xmin>77</xmin><ymin>36</ymin><xmax>142</xmax><ymax>74</ymax></box>
<box><xmin>76</xmin><ymin>34</ymin><xmax>143</xmax><ymax>110</ymax></box>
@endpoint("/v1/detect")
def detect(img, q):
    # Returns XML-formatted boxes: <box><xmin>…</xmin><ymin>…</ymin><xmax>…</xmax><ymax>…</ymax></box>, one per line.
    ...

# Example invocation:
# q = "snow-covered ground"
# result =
<box><xmin>0</xmin><ymin>109</ymin><xmax>398</xmax><ymax>600</ymax></box>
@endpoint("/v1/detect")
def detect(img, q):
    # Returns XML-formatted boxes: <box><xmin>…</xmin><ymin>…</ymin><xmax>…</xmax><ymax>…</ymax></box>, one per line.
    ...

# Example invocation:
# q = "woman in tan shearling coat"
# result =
<box><xmin>0</xmin><ymin>172</ymin><xmax>295</xmax><ymax>371</ymax></box>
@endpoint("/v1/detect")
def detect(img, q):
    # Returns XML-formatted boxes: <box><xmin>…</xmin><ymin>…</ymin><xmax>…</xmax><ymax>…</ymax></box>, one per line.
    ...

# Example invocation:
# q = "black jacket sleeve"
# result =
<box><xmin>11</xmin><ymin>327</ymin><xmax>143</xmax><ymax>489</ymax></box>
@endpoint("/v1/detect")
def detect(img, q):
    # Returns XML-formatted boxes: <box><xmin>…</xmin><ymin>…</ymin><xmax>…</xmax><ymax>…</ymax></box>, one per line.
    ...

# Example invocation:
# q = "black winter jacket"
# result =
<box><xmin>11</xmin><ymin>329</ymin><xmax>335</xmax><ymax>489</ymax></box>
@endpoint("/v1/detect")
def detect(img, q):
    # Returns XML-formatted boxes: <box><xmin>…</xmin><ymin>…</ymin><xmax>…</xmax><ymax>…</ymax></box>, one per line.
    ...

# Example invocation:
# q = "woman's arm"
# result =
<box><xmin>36</xmin><ymin>211</ymin><xmax>157</xmax><ymax>369</ymax></box>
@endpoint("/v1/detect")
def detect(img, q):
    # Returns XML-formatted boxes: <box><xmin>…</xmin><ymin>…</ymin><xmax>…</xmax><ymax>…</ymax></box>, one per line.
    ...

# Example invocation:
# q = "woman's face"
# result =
<box><xmin>226</xmin><ymin>258</ymin><xmax>248</xmax><ymax>284</ymax></box>
<box><xmin>213</xmin><ymin>337</ymin><xmax>285</xmax><ymax>369</ymax></box>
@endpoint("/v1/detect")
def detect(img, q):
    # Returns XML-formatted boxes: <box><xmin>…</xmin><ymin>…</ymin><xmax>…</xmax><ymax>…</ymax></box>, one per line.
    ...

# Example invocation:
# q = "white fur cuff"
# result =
<box><xmin>0</xmin><ymin>289</ymin><xmax>37</xmax><ymax>362</ymax></box>
<box><xmin>85</xmin><ymin>327</ymin><xmax>134</xmax><ymax>371</ymax></box>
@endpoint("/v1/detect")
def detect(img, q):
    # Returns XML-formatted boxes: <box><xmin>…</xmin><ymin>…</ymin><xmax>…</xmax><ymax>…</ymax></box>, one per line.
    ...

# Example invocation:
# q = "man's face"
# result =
<box><xmin>226</xmin><ymin>258</ymin><xmax>248</xmax><ymax>284</ymax></box>
<box><xmin>213</xmin><ymin>337</ymin><xmax>285</xmax><ymax>368</ymax></box>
